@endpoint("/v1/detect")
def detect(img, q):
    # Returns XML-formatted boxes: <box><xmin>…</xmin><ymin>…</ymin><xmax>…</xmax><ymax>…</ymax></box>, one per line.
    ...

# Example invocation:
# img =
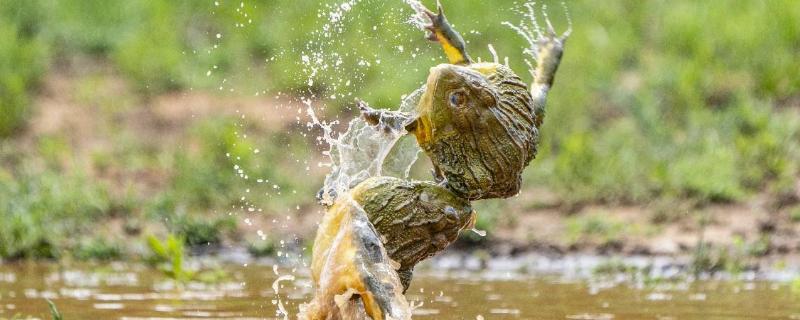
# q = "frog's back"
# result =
<box><xmin>468</xmin><ymin>62</ymin><xmax>539</xmax><ymax>157</ymax></box>
<box><xmin>351</xmin><ymin>176</ymin><xmax>474</xmax><ymax>269</ymax></box>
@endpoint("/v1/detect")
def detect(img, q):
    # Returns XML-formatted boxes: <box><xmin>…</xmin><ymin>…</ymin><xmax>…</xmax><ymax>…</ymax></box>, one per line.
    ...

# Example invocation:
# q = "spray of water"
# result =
<box><xmin>402</xmin><ymin>0</ymin><xmax>433</xmax><ymax>30</ymax></box>
<box><xmin>502</xmin><ymin>2</ymin><xmax>572</xmax><ymax>84</ymax></box>
<box><xmin>309</xmin><ymin>88</ymin><xmax>423</xmax><ymax>206</ymax></box>
<box><xmin>272</xmin><ymin>265</ymin><xmax>296</xmax><ymax>320</ymax></box>
<box><xmin>293</xmin><ymin>1</ymin><xmax>428</xmax><ymax>318</ymax></box>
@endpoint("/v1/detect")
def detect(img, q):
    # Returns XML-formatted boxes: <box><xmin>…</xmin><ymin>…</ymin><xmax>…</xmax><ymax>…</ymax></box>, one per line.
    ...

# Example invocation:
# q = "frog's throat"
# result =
<box><xmin>411</xmin><ymin>114</ymin><xmax>434</xmax><ymax>147</ymax></box>
<box><xmin>410</xmin><ymin>70</ymin><xmax>441</xmax><ymax>147</ymax></box>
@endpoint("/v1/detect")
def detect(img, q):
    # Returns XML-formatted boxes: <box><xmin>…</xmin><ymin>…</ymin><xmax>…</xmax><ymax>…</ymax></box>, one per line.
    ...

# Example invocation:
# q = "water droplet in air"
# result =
<box><xmin>471</xmin><ymin>228</ymin><xmax>487</xmax><ymax>237</ymax></box>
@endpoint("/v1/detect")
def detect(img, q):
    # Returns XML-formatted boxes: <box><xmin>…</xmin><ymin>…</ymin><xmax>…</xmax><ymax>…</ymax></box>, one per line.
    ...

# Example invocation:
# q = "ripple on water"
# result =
<box><xmin>489</xmin><ymin>308</ymin><xmax>521</xmax><ymax>315</ymax></box>
<box><xmin>645</xmin><ymin>292</ymin><xmax>673</xmax><ymax>301</ymax></box>
<box><xmin>412</xmin><ymin>308</ymin><xmax>440</xmax><ymax>316</ymax></box>
<box><xmin>93</xmin><ymin>303</ymin><xmax>124</xmax><ymax>310</ymax></box>
<box><xmin>566</xmin><ymin>313</ymin><xmax>615</xmax><ymax>320</ymax></box>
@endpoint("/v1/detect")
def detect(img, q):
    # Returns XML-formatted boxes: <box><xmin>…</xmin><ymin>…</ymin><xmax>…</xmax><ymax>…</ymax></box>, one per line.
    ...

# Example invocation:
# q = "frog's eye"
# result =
<box><xmin>448</xmin><ymin>90</ymin><xmax>467</xmax><ymax>108</ymax></box>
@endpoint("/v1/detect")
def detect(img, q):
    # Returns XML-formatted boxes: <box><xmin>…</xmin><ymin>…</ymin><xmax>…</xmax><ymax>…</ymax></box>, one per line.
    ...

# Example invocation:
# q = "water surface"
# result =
<box><xmin>1</xmin><ymin>263</ymin><xmax>799</xmax><ymax>319</ymax></box>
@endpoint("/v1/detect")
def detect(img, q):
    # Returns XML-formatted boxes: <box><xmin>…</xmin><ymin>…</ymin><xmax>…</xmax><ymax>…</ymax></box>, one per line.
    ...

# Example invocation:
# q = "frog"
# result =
<box><xmin>305</xmin><ymin>3</ymin><xmax>569</xmax><ymax>315</ymax></box>
<box><xmin>360</xmin><ymin>2</ymin><xmax>569</xmax><ymax>201</ymax></box>
<box><xmin>303</xmin><ymin>198</ymin><xmax>411</xmax><ymax>320</ymax></box>
<box><xmin>311</xmin><ymin>176</ymin><xmax>474</xmax><ymax>294</ymax></box>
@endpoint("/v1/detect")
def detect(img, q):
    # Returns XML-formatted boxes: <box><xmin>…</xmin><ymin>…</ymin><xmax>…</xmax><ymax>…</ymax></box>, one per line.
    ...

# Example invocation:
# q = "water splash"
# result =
<box><xmin>271</xmin><ymin>1</ymin><xmax>431</xmax><ymax>318</ymax></box>
<box><xmin>471</xmin><ymin>228</ymin><xmax>487</xmax><ymax>237</ymax></box>
<box><xmin>272</xmin><ymin>265</ymin><xmax>296</xmax><ymax>320</ymax></box>
<box><xmin>297</xmin><ymin>0</ymin><xmax>428</xmax><ymax>206</ymax></box>
<box><xmin>502</xmin><ymin>2</ymin><xmax>572</xmax><ymax>83</ymax></box>
<box><xmin>402</xmin><ymin>0</ymin><xmax>433</xmax><ymax>30</ymax></box>
<box><xmin>310</xmin><ymin>88</ymin><xmax>423</xmax><ymax>206</ymax></box>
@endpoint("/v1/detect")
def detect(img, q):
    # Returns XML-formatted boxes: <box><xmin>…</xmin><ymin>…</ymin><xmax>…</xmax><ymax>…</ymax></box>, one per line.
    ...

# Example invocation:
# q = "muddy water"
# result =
<box><xmin>1</xmin><ymin>262</ymin><xmax>799</xmax><ymax>320</ymax></box>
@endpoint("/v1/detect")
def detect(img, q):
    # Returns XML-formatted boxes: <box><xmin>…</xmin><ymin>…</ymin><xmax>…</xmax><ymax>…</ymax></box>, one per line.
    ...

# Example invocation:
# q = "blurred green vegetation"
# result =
<box><xmin>565</xmin><ymin>213</ymin><xmax>627</xmax><ymax>248</ymax></box>
<box><xmin>146</xmin><ymin>234</ymin><xmax>194</xmax><ymax>282</ymax></box>
<box><xmin>0</xmin><ymin>18</ymin><xmax>47</xmax><ymax>137</ymax></box>
<box><xmin>47</xmin><ymin>299</ymin><xmax>63</xmax><ymax>320</ymax></box>
<box><xmin>0</xmin><ymin>0</ymin><xmax>799</xmax><ymax>260</ymax></box>
<box><xmin>0</xmin><ymin>168</ymin><xmax>111</xmax><ymax>259</ymax></box>
<box><xmin>146</xmin><ymin>233</ymin><xmax>230</xmax><ymax>283</ymax></box>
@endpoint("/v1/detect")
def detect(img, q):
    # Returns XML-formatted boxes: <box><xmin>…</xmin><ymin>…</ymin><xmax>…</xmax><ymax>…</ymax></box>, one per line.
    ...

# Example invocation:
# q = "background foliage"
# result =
<box><xmin>0</xmin><ymin>0</ymin><xmax>798</xmax><ymax>260</ymax></box>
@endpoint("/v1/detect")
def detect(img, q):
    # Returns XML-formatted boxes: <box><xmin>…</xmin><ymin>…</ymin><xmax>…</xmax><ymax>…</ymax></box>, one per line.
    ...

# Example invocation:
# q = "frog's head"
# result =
<box><xmin>405</xmin><ymin>62</ymin><xmax>537</xmax><ymax>200</ymax></box>
<box><xmin>405</xmin><ymin>63</ymin><xmax>497</xmax><ymax>147</ymax></box>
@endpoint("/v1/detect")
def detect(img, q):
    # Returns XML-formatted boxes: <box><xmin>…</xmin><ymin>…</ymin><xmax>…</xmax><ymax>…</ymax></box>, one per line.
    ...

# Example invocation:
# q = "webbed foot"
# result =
<box><xmin>421</xmin><ymin>2</ymin><xmax>471</xmax><ymax>65</ymax></box>
<box><xmin>398</xmin><ymin>268</ymin><xmax>414</xmax><ymax>293</ymax></box>
<box><xmin>504</xmin><ymin>2</ymin><xmax>571</xmax><ymax>126</ymax></box>
<box><xmin>357</xmin><ymin>99</ymin><xmax>413</xmax><ymax>135</ymax></box>
<box><xmin>533</xmin><ymin>24</ymin><xmax>569</xmax><ymax>88</ymax></box>
<box><xmin>504</xmin><ymin>2</ymin><xmax>570</xmax><ymax>88</ymax></box>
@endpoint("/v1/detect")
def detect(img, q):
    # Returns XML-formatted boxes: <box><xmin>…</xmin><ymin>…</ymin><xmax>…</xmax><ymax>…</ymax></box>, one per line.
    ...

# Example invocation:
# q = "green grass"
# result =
<box><xmin>0</xmin><ymin>19</ymin><xmax>47</xmax><ymax>136</ymax></box>
<box><xmin>0</xmin><ymin>165</ymin><xmax>112</xmax><ymax>259</ymax></box>
<box><xmin>72</xmin><ymin>238</ymin><xmax>124</xmax><ymax>261</ymax></box>
<box><xmin>247</xmin><ymin>239</ymin><xmax>277</xmax><ymax>258</ymax></box>
<box><xmin>0</xmin><ymin>111</ymin><xmax>317</xmax><ymax>260</ymax></box>
<box><xmin>691</xmin><ymin>236</ymin><xmax>763</xmax><ymax>275</ymax></box>
<box><xmin>146</xmin><ymin>234</ymin><xmax>194</xmax><ymax>283</ymax></box>
<box><xmin>145</xmin><ymin>233</ymin><xmax>230</xmax><ymax>283</ymax></box>
<box><xmin>46</xmin><ymin>299</ymin><xmax>63</xmax><ymax>320</ymax></box>
<box><xmin>168</xmin><ymin>214</ymin><xmax>236</xmax><ymax>248</ymax></box>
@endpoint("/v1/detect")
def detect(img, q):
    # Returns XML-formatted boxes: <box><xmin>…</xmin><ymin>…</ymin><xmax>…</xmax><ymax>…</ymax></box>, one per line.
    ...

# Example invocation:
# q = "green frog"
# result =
<box><xmin>307</xmin><ymin>4</ymin><xmax>569</xmax><ymax>316</ymax></box>
<box><xmin>361</xmin><ymin>3</ymin><xmax>568</xmax><ymax>201</ymax></box>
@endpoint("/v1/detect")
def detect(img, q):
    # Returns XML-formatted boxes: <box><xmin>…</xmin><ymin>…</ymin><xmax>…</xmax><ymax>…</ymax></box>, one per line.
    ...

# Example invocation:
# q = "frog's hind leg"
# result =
<box><xmin>422</xmin><ymin>3</ymin><xmax>472</xmax><ymax>65</ymax></box>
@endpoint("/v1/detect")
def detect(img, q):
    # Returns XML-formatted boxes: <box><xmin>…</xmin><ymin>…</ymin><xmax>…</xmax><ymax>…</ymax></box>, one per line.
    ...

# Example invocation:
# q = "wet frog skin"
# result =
<box><xmin>361</xmin><ymin>4</ymin><xmax>567</xmax><ymax>201</ymax></box>
<box><xmin>407</xmin><ymin>62</ymin><xmax>538</xmax><ymax>200</ymax></box>
<box><xmin>307</xmin><ymin>175</ymin><xmax>473</xmax><ymax>316</ymax></box>
<box><xmin>304</xmin><ymin>199</ymin><xmax>411</xmax><ymax>320</ymax></box>
<box><xmin>351</xmin><ymin>176</ymin><xmax>474</xmax><ymax>290</ymax></box>
<box><xmin>357</xmin><ymin>0</ymin><xmax>568</xmax><ymax>286</ymax></box>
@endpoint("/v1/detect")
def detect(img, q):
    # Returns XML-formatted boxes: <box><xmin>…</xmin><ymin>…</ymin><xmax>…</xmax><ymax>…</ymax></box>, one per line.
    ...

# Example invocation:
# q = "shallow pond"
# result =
<box><xmin>1</xmin><ymin>262</ymin><xmax>799</xmax><ymax>319</ymax></box>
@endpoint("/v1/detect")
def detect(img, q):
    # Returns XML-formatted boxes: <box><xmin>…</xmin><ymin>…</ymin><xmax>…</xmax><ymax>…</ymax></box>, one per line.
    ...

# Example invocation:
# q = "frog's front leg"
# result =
<box><xmin>397</xmin><ymin>268</ymin><xmax>413</xmax><ymax>293</ymax></box>
<box><xmin>532</xmin><ymin>27</ymin><xmax>568</xmax><ymax>93</ymax></box>
<box><xmin>421</xmin><ymin>3</ymin><xmax>471</xmax><ymax>65</ymax></box>
<box><xmin>357</xmin><ymin>99</ymin><xmax>413</xmax><ymax>135</ymax></box>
